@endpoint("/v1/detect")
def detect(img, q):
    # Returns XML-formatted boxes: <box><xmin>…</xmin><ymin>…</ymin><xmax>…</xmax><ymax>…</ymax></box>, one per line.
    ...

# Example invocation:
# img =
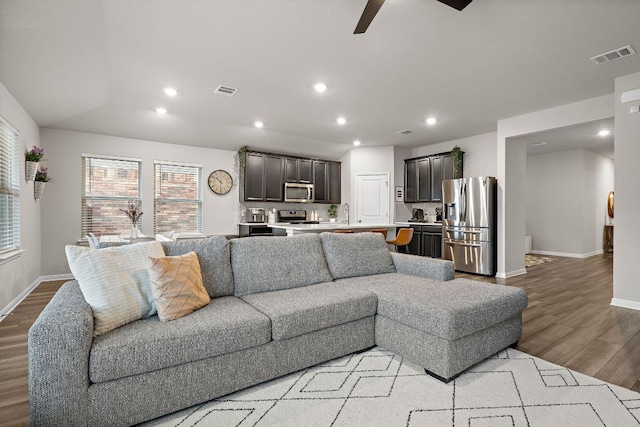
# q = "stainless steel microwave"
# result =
<box><xmin>284</xmin><ymin>183</ymin><xmax>314</xmax><ymax>203</ymax></box>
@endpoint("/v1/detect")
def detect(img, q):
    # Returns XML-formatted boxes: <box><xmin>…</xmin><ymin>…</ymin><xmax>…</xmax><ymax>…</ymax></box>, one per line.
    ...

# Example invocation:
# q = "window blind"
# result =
<box><xmin>0</xmin><ymin>116</ymin><xmax>20</xmax><ymax>253</ymax></box>
<box><xmin>154</xmin><ymin>161</ymin><xmax>202</xmax><ymax>234</ymax></box>
<box><xmin>81</xmin><ymin>155</ymin><xmax>141</xmax><ymax>237</ymax></box>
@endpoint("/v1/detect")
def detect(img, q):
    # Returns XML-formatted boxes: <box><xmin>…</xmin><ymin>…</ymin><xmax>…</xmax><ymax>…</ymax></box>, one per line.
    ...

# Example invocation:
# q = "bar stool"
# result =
<box><xmin>386</xmin><ymin>228</ymin><xmax>414</xmax><ymax>253</ymax></box>
<box><xmin>334</xmin><ymin>229</ymin><xmax>355</xmax><ymax>233</ymax></box>
<box><xmin>370</xmin><ymin>228</ymin><xmax>388</xmax><ymax>239</ymax></box>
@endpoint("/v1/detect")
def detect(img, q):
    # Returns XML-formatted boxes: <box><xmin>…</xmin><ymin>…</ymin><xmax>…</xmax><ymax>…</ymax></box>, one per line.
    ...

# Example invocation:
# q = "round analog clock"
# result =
<box><xmin>208</xmin><ymin>170</ymin><xmax>233</xmax><ymax>195</ymax></box>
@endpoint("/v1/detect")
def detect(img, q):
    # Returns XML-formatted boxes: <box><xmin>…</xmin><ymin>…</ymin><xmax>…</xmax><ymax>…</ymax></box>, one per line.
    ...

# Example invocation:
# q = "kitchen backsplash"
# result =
<box><xmin>396</xmin><ymin>202</ymin><xmax>442</xmax><ymax>222</ymax></box>
<box><xmin>239</xmin><ymin>202</ymin><xmax>346</xmax><ymax>223</ymax></box>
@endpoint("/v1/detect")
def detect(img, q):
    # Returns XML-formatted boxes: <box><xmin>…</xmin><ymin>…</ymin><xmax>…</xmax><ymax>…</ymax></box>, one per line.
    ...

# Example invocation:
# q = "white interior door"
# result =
<box><xmin>355</xmin><ymin>173</ymin><xmax>389</xmax><ymax>224</ymax></box>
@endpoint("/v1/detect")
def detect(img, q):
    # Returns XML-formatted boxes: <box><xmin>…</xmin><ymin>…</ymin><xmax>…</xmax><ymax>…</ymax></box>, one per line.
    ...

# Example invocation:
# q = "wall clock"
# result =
<box><xmin>208</xmin><ymin>170</ymin><xmax>233</xmax><ymax>195</ymax></box>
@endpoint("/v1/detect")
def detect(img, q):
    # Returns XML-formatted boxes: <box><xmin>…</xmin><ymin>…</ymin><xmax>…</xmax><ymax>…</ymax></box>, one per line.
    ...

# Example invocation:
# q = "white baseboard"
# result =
<box><xmin>610</xmin><ymin>298</ymin><xmax>640</xmax><ymax>311</ymax></box>
<box><xmin>531</xmin><ymin>249</ymin><xmax>603</xmax><ymax>259</ymax></box>
<box><xmin>0</xmin><ymin>274</ymin><xmax>74</xmax><ymax>321</ymax></box>
<box><xmin>496</xmin><ymin>268</ymin><xmax>527</xmax><ymax>279</ymax></box>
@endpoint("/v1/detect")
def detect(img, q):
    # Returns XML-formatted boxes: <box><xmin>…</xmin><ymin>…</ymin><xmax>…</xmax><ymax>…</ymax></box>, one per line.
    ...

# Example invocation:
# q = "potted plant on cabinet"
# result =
<box><xmin>25</xmin><ymin>146</ymin><xmax>44</xmax><ymax>181</ymax></box>
<box><xmin>451</xmin><ymin>145</ymin><xmax>464</xmax><ymax>178</ymax></box>
<box><xmin>34</xmin><ymin>167</ymin><xmax>52</xmax><ymax>200</ymax></box>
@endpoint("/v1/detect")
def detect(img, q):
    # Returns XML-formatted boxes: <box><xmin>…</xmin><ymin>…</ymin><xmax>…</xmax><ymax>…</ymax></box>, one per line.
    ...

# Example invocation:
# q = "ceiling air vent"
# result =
<box><xmin>590</xmin><ymin>45</ymin><xmax>636</xmax><ymax>65</ymax></box>
<box><xmin>396</xmin><ymin>129</ymin><xmax>414</xmax><ymax>135</ymax></box>
<box><xmin>214</xmin><ymin>85</ymin><xmax>238</xmax><ymax>97</ymax></box>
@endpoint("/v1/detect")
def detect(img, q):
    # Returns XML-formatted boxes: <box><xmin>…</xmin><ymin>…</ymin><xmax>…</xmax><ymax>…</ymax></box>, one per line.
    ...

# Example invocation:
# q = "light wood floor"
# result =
<box><xmin>2</xmin><ymin>253</ymin><xmax>639</xmax><ymax>426</ymax></box>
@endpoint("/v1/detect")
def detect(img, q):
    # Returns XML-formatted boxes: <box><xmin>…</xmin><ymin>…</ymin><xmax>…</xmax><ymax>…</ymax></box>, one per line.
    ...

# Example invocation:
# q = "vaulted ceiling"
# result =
<box><xmin>1</xmin><ymin>0</ymin><xmax>639</xmax><ymax>159</ymax></box>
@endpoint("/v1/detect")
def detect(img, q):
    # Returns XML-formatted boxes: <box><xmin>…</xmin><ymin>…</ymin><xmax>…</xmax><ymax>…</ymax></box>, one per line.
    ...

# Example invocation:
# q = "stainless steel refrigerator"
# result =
<box><xmin>442</xmin><ymin>177</ymin><xmax>497</xmax><ymax>276</ymax></box>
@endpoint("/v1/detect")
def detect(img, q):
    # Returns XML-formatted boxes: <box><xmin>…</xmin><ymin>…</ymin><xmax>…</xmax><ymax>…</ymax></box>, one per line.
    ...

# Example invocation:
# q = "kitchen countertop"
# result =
<box><xmin>239</xmin><ymin>222</ymin><xmax>395</xmax><ymax>232</ymax></box>
<box><xmin>394</xmin><ymin>221</ymin><xmax>443</xmax><ymax>227</ymax></box>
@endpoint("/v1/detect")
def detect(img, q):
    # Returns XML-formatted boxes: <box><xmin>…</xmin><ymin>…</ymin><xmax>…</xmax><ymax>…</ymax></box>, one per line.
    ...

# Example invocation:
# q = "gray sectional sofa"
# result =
<box><xmin>29</xmin><ymin>232</ymin><xmax>527</xmax><ymax>426</ymax></box>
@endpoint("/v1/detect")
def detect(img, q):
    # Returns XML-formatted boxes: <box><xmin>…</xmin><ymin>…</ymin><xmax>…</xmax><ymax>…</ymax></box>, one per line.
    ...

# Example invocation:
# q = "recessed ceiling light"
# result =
<box><xmin>598</xmin><ymin>129</ymin><xmax>611</xmax><ymax>137</ymax></box>
<box><xmin>426</xmin><ymin>117</ymin><xmax>437</xmax><ymax>126</ymax></box>
<box><xmin>353</xmin><ymin>140</ymin><xmax>361</xmax><ymax>146</ymax></box>
<box><xmin>155</xmin><ymin>107</ymin><xmax>167</xmax><ymax>114</ymax></box>
<box><xmin>254</xmin><ymin>121</ymin><xmax>264</xmax><ymax>128</ymax></box>
<box><xmin>163</xmin><ymin>87</ymin><xmax>177</xmax><ymax>97</ymax></box>
<box><xmin>336</xmin><ymin>117</ymin><xmax>347</xmax><ymax>125</ymax></box>
<box><xmin>314</xmin><ymin>83</ymin><xmax>327</xmax><ymax>93</ymax></box>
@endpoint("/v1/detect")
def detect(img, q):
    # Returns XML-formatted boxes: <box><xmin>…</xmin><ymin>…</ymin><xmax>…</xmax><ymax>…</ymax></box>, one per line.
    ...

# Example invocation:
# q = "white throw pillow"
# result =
<box><xmin>65</xmin><ymin>241</ymin><xmax>166</xmax><ymax>336</ymax></box>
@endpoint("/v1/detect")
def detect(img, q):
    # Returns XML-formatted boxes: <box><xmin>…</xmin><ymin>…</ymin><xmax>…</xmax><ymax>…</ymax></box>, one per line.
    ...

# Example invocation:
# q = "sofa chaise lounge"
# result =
<box><xmin>29</xmin><ymin>232</ymin><xmax>527</xmax><ymax>426</ymax></box>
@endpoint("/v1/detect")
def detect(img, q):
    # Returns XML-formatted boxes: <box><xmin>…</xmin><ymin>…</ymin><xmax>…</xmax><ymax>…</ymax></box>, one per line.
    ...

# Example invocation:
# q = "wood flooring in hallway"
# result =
<box><xmin>1</xmin><ymin>252</ymin><xmax>639</xmax><ymax>426</ymax></box>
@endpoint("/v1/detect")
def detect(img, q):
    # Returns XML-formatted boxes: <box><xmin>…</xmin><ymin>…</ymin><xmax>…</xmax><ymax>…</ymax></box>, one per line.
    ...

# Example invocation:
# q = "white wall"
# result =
<box><xmin>40</xmin><ymin>129</ymin><xmax>238</xmax><ymax>275</ymax></box>
<box><xmin>526</xmin><ymin>149</ymin><xmax>612</xmax><ymax>257</ymax></box>
<box><xmin>343</xmin><ymin>146</ymin><xmax>395</xmax><ymax>224</ymax></box>
<box><xmin>0</xmin><ymin>81</ymin><xmax>42</xmax><ymax>316</ymax></box>
<box><xmin>612</xmin><ymin>72</ymin><xmax>640</xmax><ymax>309</ymax></box>
<box><xmin>497</xmin><ymin>94</ymin><xmax>614</xmax><ymax>278</ymax></box>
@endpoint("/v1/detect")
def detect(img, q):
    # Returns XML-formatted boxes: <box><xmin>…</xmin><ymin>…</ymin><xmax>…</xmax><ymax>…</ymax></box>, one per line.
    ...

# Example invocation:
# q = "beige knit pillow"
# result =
<box><xmin>148</xmin><ymin>251</ymin><xmax>210</xmax><ymax>322</ymax></box>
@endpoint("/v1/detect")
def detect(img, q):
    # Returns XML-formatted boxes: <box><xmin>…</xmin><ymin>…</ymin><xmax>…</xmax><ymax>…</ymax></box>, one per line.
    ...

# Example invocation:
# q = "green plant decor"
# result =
<box><xmin>451</xmin><ymin>145</ymin><xmax>464</xmax><ymax>178</ymax></box>
<box><xmin>237</xmin><ymin>145</ymin><xmax>248</xmax><ymax>171</ymax></box>
<box><xmin>328</xmin><ymin>204</ymin><xmax>338</xmax><ymax>218</ymax></box>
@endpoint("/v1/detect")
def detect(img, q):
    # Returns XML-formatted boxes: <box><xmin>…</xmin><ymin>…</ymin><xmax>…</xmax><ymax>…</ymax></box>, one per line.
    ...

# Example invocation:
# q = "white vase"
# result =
<box><xmin>34</xmin><ymin>181</ymin><xmax>46</xmax><ymax>200</ymax></box>
<box><xmin>26</xmin><ymin>161</ymin><xmax>38</xmax><ymax>181</ymax></box>
<box><xmin>131</xmin><ymin>225</ymin><xmax>139</xmax><ymax>239</ymax></box>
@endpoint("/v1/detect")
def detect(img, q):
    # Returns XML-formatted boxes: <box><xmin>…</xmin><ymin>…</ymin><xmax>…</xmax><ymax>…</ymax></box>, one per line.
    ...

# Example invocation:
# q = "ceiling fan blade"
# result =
<box><xmin>354</xmin><ymin>0</ymin><xmax>386</xmax><ymax>34</ymax></box>
<box><xmin>437</xmin><ymin>0</ymin><xmax>473</xmax><ymax>11</ymax></box>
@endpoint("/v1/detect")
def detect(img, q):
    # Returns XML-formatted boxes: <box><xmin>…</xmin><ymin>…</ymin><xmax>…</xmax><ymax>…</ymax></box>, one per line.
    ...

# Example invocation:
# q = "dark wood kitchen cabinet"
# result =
<box><xmin>404</xmin><ymin>153</ymin><xmax>457</xmax><ymax>203</ymax></box>
<box><xmin>243</xmin><ymin>152</ymin><xmax>284</xmax><ymax>202</ymax></box>
<box><xmin>243</xmin><ymin>150</ymin><xmax>341</xmax><ymax>203</ymax></box>
<box><xmin>327</xmin><ymin>161</ymin><xmax>341</xmax><ymax>204</ymax></box>
<box><xmin>404</xmin><ymin>160</ymin><xmax>417</xmax><ymax>203</ymax></box>
<box><xmin>285</xmin><ymin>158</ymin><xmax>312</xmax><ymax>183</ymax></box>
<box><xmin>313</xmin><ymin>160</ymin><xmax>328</xmax><ymax>203</ymax></box>
<box><xmin>313</xmin><ymin>161</ymin><xmax>341</xmax><ymax>204</ymax></box>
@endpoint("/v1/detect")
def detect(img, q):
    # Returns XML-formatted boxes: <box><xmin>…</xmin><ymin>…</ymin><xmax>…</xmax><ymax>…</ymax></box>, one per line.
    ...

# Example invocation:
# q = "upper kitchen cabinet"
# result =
<box><xmin>285</xmin><ymin>158</ymin><xmax>313</xmax><ymax>183</ymax></box>
<box><xmin>313</xmin><ymin>160</ymin><xmax>341</xmax><ymax>204</ymax></box>
<box><xmin>243</xmin><ymin>150</ymin><xmax>341</xmax><ymax>204</ymax></box>
<box><xmin>404</xmin><ymin>153</ymin><xmax>458</xmax><ymax>203</ymax></box>
<box><xmin>313</xmin><ymin>160</ymin><xmax>328</xmax><ymax>203</ymax></box>
<box><xmin>243</xmin><ymin>152</ymin><xmax>284</xmax><ymax>202</ymax></box>
<box><xmin>327</xmin><ymin>161</ymin><xmax>341</xmax><ymax>204</ymax></box>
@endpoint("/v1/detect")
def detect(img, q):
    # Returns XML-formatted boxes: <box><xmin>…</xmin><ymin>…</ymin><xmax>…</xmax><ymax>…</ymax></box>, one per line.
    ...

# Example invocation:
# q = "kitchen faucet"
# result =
<box><xmin>343</xmin><ymin>203</ymin><xmax>349</xmax><ymax>224</ymax></box>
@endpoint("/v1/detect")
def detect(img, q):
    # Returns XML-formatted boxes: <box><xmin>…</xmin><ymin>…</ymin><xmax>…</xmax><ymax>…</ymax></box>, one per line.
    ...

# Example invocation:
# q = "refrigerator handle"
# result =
<box><xmin>461</xmin><ymin>180</ymin><xmax>467</xmax><ymax>222</ymax></box>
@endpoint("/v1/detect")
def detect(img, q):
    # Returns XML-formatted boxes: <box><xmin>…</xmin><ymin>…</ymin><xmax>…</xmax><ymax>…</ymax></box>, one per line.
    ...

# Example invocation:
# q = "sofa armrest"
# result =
<box><xmin>391</xmin><ymin>253</ymin><xmax>455</xmax><ymax>281</ymax></box>
<box><xmin>29</xmin><ymin>281</ymin><xmax>94</xmax><ymax>426</ymax></box>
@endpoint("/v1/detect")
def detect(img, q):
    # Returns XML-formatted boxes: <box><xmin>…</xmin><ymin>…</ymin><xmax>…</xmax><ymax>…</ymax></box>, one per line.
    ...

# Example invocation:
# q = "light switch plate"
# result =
<box><xmin>630</xmin><ymin>105</ymin><xmax>640</xmax><ymax>113</ymax></box>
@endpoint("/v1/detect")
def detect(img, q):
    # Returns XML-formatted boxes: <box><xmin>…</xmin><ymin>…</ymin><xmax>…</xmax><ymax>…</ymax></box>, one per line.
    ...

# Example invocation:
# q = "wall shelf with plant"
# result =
<box><xmin>25</xmin><ymin>146</ymin><xmax>44</xmax><ymax>181</ymax></box>
<box><xmin>34</xmin><ymin>167</ymin><xmax>52</xmax><ymax>200</ymax></box>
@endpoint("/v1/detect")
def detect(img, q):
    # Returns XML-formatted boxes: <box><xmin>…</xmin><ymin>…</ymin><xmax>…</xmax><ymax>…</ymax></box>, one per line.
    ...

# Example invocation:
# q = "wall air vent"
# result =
<box><xmin>396</xmin><ymin>129</ymin><xmax>414</xmax><ymax>135</ymax></box>
<box><xmin>214</xmin><ymin>85</ymin><xmax>238</xmax><ymax>97</ymax></box>
<box><xmin>590</xmin><ymin>45</ymin><xmax>636</xmax><ymax>65</ymax></box>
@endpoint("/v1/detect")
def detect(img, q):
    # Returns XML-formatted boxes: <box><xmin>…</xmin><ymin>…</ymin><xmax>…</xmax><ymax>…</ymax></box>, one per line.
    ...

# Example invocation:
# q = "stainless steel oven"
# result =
<box><xmin>284</xmin><ymin>183</ymin><xmax>314</xmax><ymax>203</ymax></box>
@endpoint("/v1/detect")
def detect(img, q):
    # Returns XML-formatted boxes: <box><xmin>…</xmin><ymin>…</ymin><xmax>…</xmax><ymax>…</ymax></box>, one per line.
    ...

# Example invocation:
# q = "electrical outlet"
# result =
<box><xmin>631</xmin><ymin>105</ymin><xmax>640</xmax><ymax>114</ymax></box>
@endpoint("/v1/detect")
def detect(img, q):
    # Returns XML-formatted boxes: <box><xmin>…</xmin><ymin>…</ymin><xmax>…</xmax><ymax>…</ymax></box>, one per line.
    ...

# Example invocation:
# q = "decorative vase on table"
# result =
<box><xmin>26</xmin><ymin>161</ymin><xmax>38</xmax><ymax>181</ymax></box>
<box><xmin>130</xmin><ymin>223</ymin><xmax>139</xmax><ymax>240</ymax></box>
<box><xmin>34</xmin><ymin>181</ymin><xmax>46</xmax><ymax>200</ymax></box>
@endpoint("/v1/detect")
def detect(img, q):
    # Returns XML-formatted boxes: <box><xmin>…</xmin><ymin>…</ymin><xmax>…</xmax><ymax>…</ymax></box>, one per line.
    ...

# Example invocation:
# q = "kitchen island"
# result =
<box><xmin>238</xmin><ymin>222</ymin><xmax>395</xmax><ymax>237</ymax></box>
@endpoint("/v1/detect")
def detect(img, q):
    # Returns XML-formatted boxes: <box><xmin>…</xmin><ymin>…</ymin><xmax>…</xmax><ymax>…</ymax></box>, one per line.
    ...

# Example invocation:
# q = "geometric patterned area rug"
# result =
<box><xmin>142</xmin><ymin>347</ymin><xmax>640</xmax><ymax>426</ymax></box>
<box><xmin>525</xmin><ymin>253</ymin><xmax>556</xmax><ymax>268</ymax></box>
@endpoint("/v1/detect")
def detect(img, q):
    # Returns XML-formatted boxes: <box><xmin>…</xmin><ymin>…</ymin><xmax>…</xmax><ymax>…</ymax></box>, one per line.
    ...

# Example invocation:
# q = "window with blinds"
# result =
<box><xmin>81</xmin><ymin>155</ymin><xmax>142</xmax><ymax>237</ymax></box>
<box><xmin>0</xmin><ymin>116</ymin><xmax>20</xmax><ymax>254</ymax></box>
<box><xmin>154</xmin><ymin>161</ymin><xmax>202</xmax><ymax>234</ymax></box>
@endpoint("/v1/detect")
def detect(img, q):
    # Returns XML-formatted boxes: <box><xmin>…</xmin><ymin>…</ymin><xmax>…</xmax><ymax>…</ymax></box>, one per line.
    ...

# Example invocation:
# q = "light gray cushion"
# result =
<box><xmin>240</xmin><ymin>282</ymin><xmax>377</xmax><ymax>340</ymax></box>
<box><xmin>89</xmin><ymin>296</ymin><xmax>271</xmax><ymax>383</ymax></box>
<box><xmin>230</xmin><ymin>234</ymin><xmax>333</xmax><ymax>296</ymax></box>
<box><xmin>390</xmin><ymin>252</ymin><xmax>455</xmax><ymax>281</ymax></box>
<box><xmin>320</xmin><ymin>232</ymin><xmax>396</xmax><ymax>279</ymax></box>
<box><xmin>162</xmin><ymin>236</ymin><xmax>234</xmax><ymax>298</ymax></box>
<box><xmin>340</xmin><ymin>275</ymin><xmax>527</xmax><ymax>340</ymax></box>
